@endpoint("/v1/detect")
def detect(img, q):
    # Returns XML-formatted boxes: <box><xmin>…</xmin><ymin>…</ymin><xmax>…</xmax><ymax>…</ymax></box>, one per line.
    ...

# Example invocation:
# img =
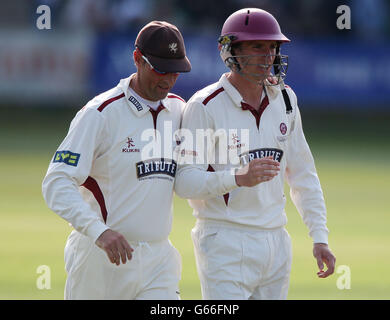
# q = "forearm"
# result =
<box><xmin>287</xmin><ymin>159</ymin><xmax>329</xmax><ymax>244</ymax></box>
<box><xmin>286</xmin><ymin>104</ymin><xmax>329</xmax><ymax>244</ymax></box>
<box><xmin>174</xmin><ymin>165</ymin><xmax>237</xmax><ymax>199</ymax></box>
<box><xmin>42</xmin><ymin>172</ymin><xmax>109</xmax><ymax>242</ymax></box>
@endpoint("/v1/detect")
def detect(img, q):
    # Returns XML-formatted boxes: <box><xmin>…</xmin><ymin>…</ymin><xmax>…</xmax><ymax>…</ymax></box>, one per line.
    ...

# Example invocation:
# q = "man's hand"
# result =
<box><xmin>95</xmin><ymin>229</ymin><xmax>134</xmax><ymax>266</ymax></box>
<box><xmin>235</xmin><ymin>156</ymin><xmax>280</xmax><ymax>187</ymax></box>
<box><xmin>313</xmin><ymin>243</ymin><xmax>336</xmax><ymax>278</ymax></box>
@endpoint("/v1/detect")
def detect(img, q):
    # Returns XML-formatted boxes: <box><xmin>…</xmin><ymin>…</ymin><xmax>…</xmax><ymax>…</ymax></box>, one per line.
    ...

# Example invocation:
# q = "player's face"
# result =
<box><xmin>138</xmin><ymin>58</ymin><xmax>179</xmax><ymax>101</ymax></box>
<box><xmin>234</xmin><ymin>40</ymin><xmax>277</xmax><ymax>81</ymax></box>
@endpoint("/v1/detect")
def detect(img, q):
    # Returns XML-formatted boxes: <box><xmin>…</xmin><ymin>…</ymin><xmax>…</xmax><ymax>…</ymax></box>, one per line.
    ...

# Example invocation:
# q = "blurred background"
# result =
<box><xmin>0</xmin><ymin>0</ymin><xmax>389</xmax><ymax>299</ymax></box>
<box><xmin>2</xmin><ymin>0</ymin><xmax>390</xmax><ymax>106</ymax></box>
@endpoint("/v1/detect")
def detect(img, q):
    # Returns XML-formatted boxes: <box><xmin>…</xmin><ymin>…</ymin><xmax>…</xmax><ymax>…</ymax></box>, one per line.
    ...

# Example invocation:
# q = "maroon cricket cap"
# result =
<box><xmin>135</xmin><ymin>21</ymin><xmax>191</xmax><ymax>73</ymax></box>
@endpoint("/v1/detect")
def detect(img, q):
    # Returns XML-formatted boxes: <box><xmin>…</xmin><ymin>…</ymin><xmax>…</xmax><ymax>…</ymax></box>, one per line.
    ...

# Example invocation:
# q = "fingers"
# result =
<box><xmin>254</xmin><ymin>166</ymin><xmax>280</xmax><ymax>178</ymax></box>
<box><xmin>235</xmin><ymin>156</ymin><xmax>282</xmax><ymax>187</ymax></box>
<box><xmin>251</xmin><ymin>157</ymin><xmax>280</xmax><ymax>181</ymax></box>
<box><xmin>109</xmin><ymin>249</ymin><xmax>120</xmax><ymax>265</ymax></box>
<box><xmin>251</xmin><ymin>156</ymin><xmax>279</xmax><ymax>164</ymax></box>
<box><xmin>121</xmin><ymin>240</ymin><xmax>135</xmax><ymax>264</ymax></box>
<box><xmin>110</xmin><ymin>243</ymin><xmax>134</xmax><ymax>266</ymax></box>
<box><xmin>318</xmin><ymin>255</ymin><xmax>336</xmax><ymax>278</ymax></box>
<box><xmin>117</xmin><ymin>244</ymin><xmax>127</xmax><ymax>265</ymax></box>
<box><xmin>317</xmin><ymin>265</ymin><xmax>333</xmax><ymax>278</ymax></box>
<box><xmin>316</xmin><ymin>258</ymin><xmax>325</xmax><ymax>278</ymax></box>
<box><xmin>316</xmin><ymin>256</ymin><xmax>324</xmax><ymax>273</ymax></box>
<box><xmin>313</xmin><ymin>244</ymin><xmax>336</xmax><ymax>278</ymax></box>
<box><xmin>255</xmin><ymin>175</ymin><xmax>274</xmax><ymax>184</ymax></box>
<box><xmin>96</xmin><ymin>229</ymin><xmax>134</xmax><ymax>266</ymax></box>
<box><xmin>107</xmin><ymin>245</ymin><xmax>125</xmax><ymax>266</ymax></box>
<box><xmin>114</xmin><ymin>240</ymin><xmax>134</xmax><ymax>266</ymax></box>
<box><xmin>251</xmin><ymin>157</ymin><xmax>280</xmax><ymax>171</ymax></box>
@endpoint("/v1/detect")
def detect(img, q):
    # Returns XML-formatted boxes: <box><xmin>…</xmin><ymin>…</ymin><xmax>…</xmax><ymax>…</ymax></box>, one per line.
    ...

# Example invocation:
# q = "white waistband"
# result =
<box><xmin>195</xmin><ymin>218</ymin><xmax>284</xmax><ymax>233</ymax></box>
<box><xmin>127</xmin><ymin>238</ymin><xmax>169</xmax><ymax>249</ymax></box>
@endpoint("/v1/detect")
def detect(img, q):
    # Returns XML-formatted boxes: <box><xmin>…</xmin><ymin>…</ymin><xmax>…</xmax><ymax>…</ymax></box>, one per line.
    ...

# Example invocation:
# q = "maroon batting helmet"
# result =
<box><xmin>220</xmin><ymin>8</ymin><xmax>290</xmax><ymax>44</ymax></box>
<box><xmin>218</xmin><ymin>8</ymin><xmax>290</xmax><ymax>84</ymax></box>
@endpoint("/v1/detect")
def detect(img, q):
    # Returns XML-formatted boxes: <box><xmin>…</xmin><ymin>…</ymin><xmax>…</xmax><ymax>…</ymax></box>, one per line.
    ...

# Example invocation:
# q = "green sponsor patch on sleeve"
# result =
<box><xmin>53</xmin><ymin>150</ymin><xmax>80</xmax><ymax>167</ymax></box>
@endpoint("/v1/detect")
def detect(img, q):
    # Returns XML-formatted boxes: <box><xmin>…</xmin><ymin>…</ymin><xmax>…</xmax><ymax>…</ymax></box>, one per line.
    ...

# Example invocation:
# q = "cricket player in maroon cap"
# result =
<box><xmin>43</xmin><ymin>21</ymin><xmax>191</xmax><ymax>299</ymax></box>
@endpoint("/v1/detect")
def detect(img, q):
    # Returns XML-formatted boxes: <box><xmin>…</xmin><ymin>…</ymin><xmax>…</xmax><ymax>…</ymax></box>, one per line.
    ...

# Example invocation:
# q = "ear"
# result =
<box><xmin>133</xmin><ymin>49</ymin><xmax>142</xmax><ymax>66</ymax></box>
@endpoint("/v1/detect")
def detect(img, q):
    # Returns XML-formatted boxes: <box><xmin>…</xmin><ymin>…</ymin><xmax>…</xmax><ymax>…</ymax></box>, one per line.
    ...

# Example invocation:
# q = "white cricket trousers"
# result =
<box><xmin>64</xmin><ymin>230</ymin><xmax>181</xmax><ymax>300</ymax></box>
<box><xmin>191</xmin><ymin>219</ymin><xmax>292</xmax><ymax>300</ymax></box>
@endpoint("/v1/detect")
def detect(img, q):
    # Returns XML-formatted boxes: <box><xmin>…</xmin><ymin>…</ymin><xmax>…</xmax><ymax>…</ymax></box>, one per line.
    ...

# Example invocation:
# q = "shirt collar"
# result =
<box><xmin>159</xmin><ymin>96</ymin><xmax>172</xmax><ymax>112</ymax></box>
<box><xmin>117</xmin><ymin>74</ymin><xmax>170</xmax><ymax>117</ymax></box>
<box><xmin>219</xmin><ymin>73</ymin><xmax>242</xmax><ymax>108</ymax></box>
<box><xmin>263</xmin><ymin>79</ymin><xmax>278</xmax><ymax>100</ymax></box>
<box><xmin>219</xmin><ymin>73</ymin><xmax>278</xmax><ymax>109</ymax></box>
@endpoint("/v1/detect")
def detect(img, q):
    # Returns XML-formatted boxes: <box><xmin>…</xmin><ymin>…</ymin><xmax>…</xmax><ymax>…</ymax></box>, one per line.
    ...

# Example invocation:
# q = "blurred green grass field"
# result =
<box><xmin>0</xmin><ymin>106</ymin><xmax>389</xmax><ymax>299</ymax></box>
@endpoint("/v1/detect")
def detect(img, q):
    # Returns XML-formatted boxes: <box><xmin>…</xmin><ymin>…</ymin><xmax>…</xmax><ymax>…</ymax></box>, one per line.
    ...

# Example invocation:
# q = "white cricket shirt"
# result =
<box><xmin>175</xmin><ymin>73</ymin><xmax>329</xmax><ymax>244</ymax></box>
<box><xmin>42</xmin><ymin>74</ymin><xmax>185</xmax><ymax>242</ymax></box>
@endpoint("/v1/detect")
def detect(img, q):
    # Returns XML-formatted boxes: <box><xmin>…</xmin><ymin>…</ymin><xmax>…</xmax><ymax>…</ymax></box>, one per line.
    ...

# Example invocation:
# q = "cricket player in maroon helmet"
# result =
<box><xmin>175</xmin><ymin>8</ymin><xmax>336</xmax><ymax>299</ymax></box>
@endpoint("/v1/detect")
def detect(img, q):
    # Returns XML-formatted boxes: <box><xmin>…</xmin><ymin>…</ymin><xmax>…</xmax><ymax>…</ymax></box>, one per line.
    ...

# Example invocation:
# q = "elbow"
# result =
<box><xmin>174</xmin><ymin>167</ymin><xmax>212</xmax><ymax>199</ymax></box>
<box><xmin>174</xmin><ymin>176</ymin><xmax>205</xmax><ymax>199</ymax></box>
<box><xmin>174</xmin><ymin>178</ymin><xmax>192</xmax><ymax>199</ymax></box>
<box><xmin>42</xmin><ymin>171</ymin><xmax>77</xmax><ymax>212</ymax></box>
<box><xmin>42</xmin><ymin>174</ymin><xmax>57</xmax><ymax>211</ymax></box>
